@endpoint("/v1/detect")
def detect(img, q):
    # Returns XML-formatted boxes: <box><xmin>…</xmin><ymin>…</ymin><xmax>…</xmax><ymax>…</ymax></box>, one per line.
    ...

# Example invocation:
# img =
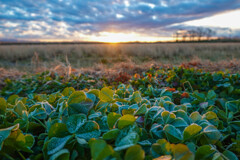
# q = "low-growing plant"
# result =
<box><xmin>0</xmin><ymin>67</ymin><xmax>240</xmax><ymax>159</ymax></box>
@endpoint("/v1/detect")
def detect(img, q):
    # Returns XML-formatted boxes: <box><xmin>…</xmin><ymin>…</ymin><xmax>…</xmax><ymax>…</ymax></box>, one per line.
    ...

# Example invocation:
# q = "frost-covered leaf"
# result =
<box><xmin>14</xmin><ymin>101</ymin><xmax>27</xmax><ymax>116</ymax></box>
<box><xmin>118</xmin><ymin>114</ymin><xmax>136</xmax><ymax>129</ymax></box>
<box><xmin>66</xmin><ymin>114</ymin><xmax>86</xmax><ymax>133</ymax></box>
<box><xmin>161</xmin><ymin>111</ymin><xmax>176</xmax><ymax>124</ymax></box>
<box><xmin>115</xmin><ymin>131</ymin><xmax>139</xmax><ymax>151</ymax></box>
<box><xmin>203</xmin><ymin>125</ymin><xmax>221</xmax><ymax>143</ymax></box>
<box><xmin>130</xmin><ymin>91</ymin><xmax>142</xmax><ymax>103</ymax></box>
<box><xmin>100</xmin><ymin>87</ymin><xmax>114</xmax><ymax>102</ymax></box>
<box><xmin>0</xmin><ymin>124</ymin><xmax>19</xmax><ymax>150</ymax></box>
<box><xmin>76</xmin><ymin>121</ymin><xmax>101</xmax><ymax>140</ymax></box>
<box><xmin>183</xmin><ymin>123</ymin><xmax>202</xmax><ymax>141</ymax></box>
<box><xmin>49</xmin><ymin>149</ymin><xmax>70</xmax><ymax>160</ymax></box>
<box><xmin>47</xmin><ymin>135</ymin><xmax>72</xmax><ymax>155</ymax></box>
<box><xmin>163</xmin><ymin>124</ymin><xmax>182</xmax><ymax>143</ymax></box>
<box><xmin>172</xmin><ymin>144</ymin><xmax>194</xmax><ymax>160</ymax></box>
<box><xmin>195</xmin><ymin>145</ymin><xmax>215</xmax><ymax>160</ymax></box>
<box><xmin>89</xmin><ymin>139</ymin><xmax>114</xmax><ymax>160</ymax></box>
<box><xmin>62</xmin><ymin>87</ymin><xmax>75</xmax><ymax>97</ymax></box>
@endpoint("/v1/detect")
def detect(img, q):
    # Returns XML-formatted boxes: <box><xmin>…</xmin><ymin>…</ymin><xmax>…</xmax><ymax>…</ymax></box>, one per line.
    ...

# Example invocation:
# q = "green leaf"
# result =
<box><xmin>24</xmin><ymin>134</ymin><xmax>35</xmax><ymax>148</ymax></box>
<box><xmin>223</xmin><ymin>150</ymin><xmax>238</xmax><ymax>160</ymax></box>
<box><xmin>107</xmin><ymin>112</ymin><xmax>121</xmax><ymax>129</ymax></box>
<box><xmin>162</xmin><ymin>101</ymin><xmax>175</xmax><ymax>112</ymax></box>
<box><xmin>160</xmin><ymin>89</ymin><xmax>172</xmax><ymax>98</ymax></box>
<box><xmin>48</xmin><ymin>123</ymin><xmax>69</xmax><ymax>138</ymax></box>
<box><xmin>163</xmin><ymin>124</ymin><xmax>182</xmax><ymax>143</ymax></box>
<box><xmin>134</xmin><ymin>104</ymin><xmax>147</xmax><ymax>116</ymax></box>
<box><xmin>86</xmin><ymin>93</ymin><xmax>96</xmax><ymax>103</ymax></box>
<box><xmin>47</xmin><ymin>135</ymin><xmax>72</xmax><ymax>155</ymax></box>
<box><xmin>195</xmin><ymin>145</ymin><xmax>215</xmax><ymax>160</ymax></box>
<box><xmin>151</xmin><ymin>139</ymin><xmax>171</xmax><ymax>157</ymax></box>
<box><xmin>76</xmin><ymin>121</ymin><xmax>101</xmax><ymax>141</ymax></box>
<box><xmin>68</xmin><ymin>91</ymin><xmax>94</xmax><ymax>114</ymax></box>
<box><xmin>14</xmin><ymin>101</ymin><xmax>27</xmax><ymax>116</ymax></box>
<box><xmin>203</xmin><ymin>125</ymin><xmax>221</xmax><ymax>143</ymax></box>
<box><xmin>118</xmin><ymin>114</ymin><xmax>136</xmax><ymax>129</ymax></box>
<box><xmin>190</xmin><ymin>112</ymin><xmax>202</xmax><ymax>123</ymax></box>
<box><xmin>88</xmin><ymin>89</ymin><xmax>100</xmax><ymax>98</ymax></box>
<box><xmin>203</xmin><ymin>111</ymin><xmax>219</xmax><ymax>126</ymax></box>
<box><xmin>100</xmin><ymin>87</ymin><xmax>114</xmax><ymax>102</ymax></box>
<box><xmin>122</xmin><ymin>109</ymin><xmax>135</xmax><ymax>115</ymax></box>
<box><xmin>207</xmin><ymin>90</ymin><xmax>216</xmax><ymax>100</ymax></box>
<box><xmin>130</xmin><ymin>91</ymin><xmax>142</xmax><ymax>103</ymax></box>
<box><xmin>183</xmin><ymin>123</ymin><xmax>202</xmax><ymax>141</ymax></box>
<box><xmin>68</xmin><ymin>91</ymin><xmax>86</xmax><ymax>105</ymax></box>
<box><xmin>174</xmin><ymin>110</ymin><xmax>190</xmax><ymax>124</ymax></box>
<box><xmin>230</xmin><ymin>121</ymin><xmax>240</xmax><ymax>130</ymax></box>
<box><xmin>30</xmin><ymin>108</ymin><xmax>47</xmax><ymax>119</ymax></box>
<box><xmin>225</xmin><ymin>100</ymin><xmax>239</xmax><ymax>113</ymax></box>
<box><xmin>171</xmin><ymin>118</ymin><xmax>188</xmax><ymax>128</ymax></box>
<box><xmin>89</xmin><ymin>139</ymin><xmax>114</xmax><ymax>160</ymax></box>
<box><xmin>95</xmin><ymin>101</ymin><xmax>109</xmax><ymax>113</ymax></box>
<box><xmin>62</xmin><ymin>87</ymin><xmax>75</xmax><ymax>97</ymax></box>
<box><xmin>7</xmin><ymin>95</ymin><xmax>19</xmax><ymax>105</ymax></box>
<box><xmin>115</xmin><ymin>131</ymin><xmax>139</xmax><ymax>151</ymax></box>
<box><xmin>172</xmin><ymin>144</ymin><xmax>194</xmax><ymax>160</ymax></box>
<box><xmin>49</xmin><ymin>149</ymin><xmax>70</xmax><ymax>160</ymax></box>
<box><xmin>36</xmin><ymin>94</ymin><xmax>48</xmax><ymax>102</ymax></box>
<box><xmin>124</xmin><ymin>145</ymin><xmax>145</xmax><ymax>160</ymax></box>
<box><xmin>0</xmin><ymin>97</ymin><xmax>7</xmax><ymax>114</ymax></box>
<box><xmin>193</xmin><ymin>91</ymin><xmax>205</xmax><ymax>102</ymax></box>
<box><xmin>15</xmin><ymin>133</ymin><xmax>35</xmax><ymax>153</ymax></box>
<box><xmin>0</xmin><ymin>124</ymin><xmax>19</xmax><ymax>150</ymax></box>
<box><xmin>66</xmin><ymin>114</ymin><xmax>86</xmax><ymax>133</ymax></box>
<box><xmin>103</xmin><ymin>129</ymin><xmax>120</xmax><ymax>140</ymax></box>
<box><xmin>161</xmin><ymin>111</ymin><xmax>176</xmax><ymax>124</ymax></box>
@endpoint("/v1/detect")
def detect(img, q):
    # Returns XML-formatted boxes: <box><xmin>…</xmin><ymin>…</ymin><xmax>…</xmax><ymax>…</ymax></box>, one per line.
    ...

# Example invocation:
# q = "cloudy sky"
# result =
<box><xmin>0</xmin><ymin>0</ymin><xmax>240</xmax><ymax>42</ymax></box>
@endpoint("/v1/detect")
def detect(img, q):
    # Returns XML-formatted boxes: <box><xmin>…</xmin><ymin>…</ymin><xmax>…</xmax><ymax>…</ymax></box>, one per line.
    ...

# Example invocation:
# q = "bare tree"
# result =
<box><xmin>205</xmin><ymin>28</ymin><xmax>216</xmax><ymax>40</ymax></box>
<box><xmin>173</xmin><ymin>31</ymin><xmax>180</xmax><ymax>42</ymax></box>
<box><xmin>182</xmin><ymin>32</ymin><xmax>188</xmax><ymax>41</ymax></box>
<box><xmin>175</xmin><ymin>27</ymin><xmax>217</xmax><ymax>42</ymax></box>
<box><xmin>176</xmin><ymin>31</ymin><xmax>180</xmax><ymax>42</ymax></box>
<box><xmin>188</xmin><ymin>30</ymin><xmax>198</xmax><ymax>41</ymax></box>
<box><xmin>196</xmin><ymin>27</ymin><xmax>205</xmax><ymax>41</ymax></box>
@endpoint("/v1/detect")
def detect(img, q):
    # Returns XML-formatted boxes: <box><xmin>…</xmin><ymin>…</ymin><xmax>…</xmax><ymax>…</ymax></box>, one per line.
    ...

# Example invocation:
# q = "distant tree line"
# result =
<box><xmin>173</xmin><ymin>27</ymin><xmax>216</xmax><ymax>42</ymax></box>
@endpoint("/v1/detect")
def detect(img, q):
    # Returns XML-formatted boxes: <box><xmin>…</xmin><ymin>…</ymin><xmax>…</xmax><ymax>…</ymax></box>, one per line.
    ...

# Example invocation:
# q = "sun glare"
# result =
<box><xmin>89</xmin><ymin>32</ymin><xmax>174</xmax><ymax>43</ymax></box>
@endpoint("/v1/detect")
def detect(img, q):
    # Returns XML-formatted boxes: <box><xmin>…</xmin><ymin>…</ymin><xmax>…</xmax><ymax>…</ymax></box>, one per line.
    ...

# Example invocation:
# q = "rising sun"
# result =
<box><xmin>89</xmin><ymin>32</ymin><xmax>173</xmax><ymax>43</ymax></box>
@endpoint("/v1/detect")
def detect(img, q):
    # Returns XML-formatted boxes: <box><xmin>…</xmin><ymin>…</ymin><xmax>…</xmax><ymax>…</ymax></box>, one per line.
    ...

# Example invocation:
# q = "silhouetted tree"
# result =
<box><xmin>188</xmin><ymin>30</ymin><xmax>197</xmax><ymax>41</ymax></box>
<box><xmin>174</xmin><ymin>27</ymin><xmax>217</xmax><ymax>42</ymax></box>
<box><xmin>205</xmin><ymin>28</ymin><xmax>216</xmax><ymax>40</ymax></box>
<box><xmin>182</xmin><ymin>31</ymin><xmax>188</xmax><ymax>41</ymax></box>
<box><xmin>196</xmin><ymin>27</ymin><xmax>205</xmax><ymax>41</ymax></box>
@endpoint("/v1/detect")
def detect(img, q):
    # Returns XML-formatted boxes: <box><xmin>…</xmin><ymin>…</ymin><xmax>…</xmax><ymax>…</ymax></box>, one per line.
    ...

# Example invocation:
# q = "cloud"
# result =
<box><xmin>0</xmin><ymin>0</ymin><xmax>240</xmax><ymax>41</ymax></box>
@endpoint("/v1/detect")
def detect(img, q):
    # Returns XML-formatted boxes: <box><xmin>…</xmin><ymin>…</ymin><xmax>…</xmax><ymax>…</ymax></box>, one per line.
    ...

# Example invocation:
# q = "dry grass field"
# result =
<box><xmin>1</xmin><ymin>42</ymin><xmax>240</xmax><ymax>86</ymax></box>
<box><xmin>0</xmin><ymin>43</ymin><xmax>240</xmax><ymax>71</ymax></box>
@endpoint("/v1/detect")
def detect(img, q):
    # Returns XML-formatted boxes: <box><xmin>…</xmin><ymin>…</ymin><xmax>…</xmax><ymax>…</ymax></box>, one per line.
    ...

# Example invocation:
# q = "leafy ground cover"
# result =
<box><xmin>0</xmin><ymin>66</ymin><xmax>239</xmax><ymax>160</ymax></box>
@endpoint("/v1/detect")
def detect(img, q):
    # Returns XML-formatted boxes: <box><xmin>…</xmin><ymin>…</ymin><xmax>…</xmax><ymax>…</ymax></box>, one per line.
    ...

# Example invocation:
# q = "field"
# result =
<box><xmin>0</xmin><ymin>43</ymin><xmax>240</xmax><ymax>160</ymax></box>
<box><xmin>1</xmin><ymin>43</ymin><xmax>240</xmax><ymax>71</ymax></box>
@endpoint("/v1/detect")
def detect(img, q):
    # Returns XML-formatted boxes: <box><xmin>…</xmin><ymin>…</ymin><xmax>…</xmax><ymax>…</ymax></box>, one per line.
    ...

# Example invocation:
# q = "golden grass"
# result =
<box><xmin>0</xmin><ymin>42</ymin><xmax>240</xmax><ymax>73</ymax></box>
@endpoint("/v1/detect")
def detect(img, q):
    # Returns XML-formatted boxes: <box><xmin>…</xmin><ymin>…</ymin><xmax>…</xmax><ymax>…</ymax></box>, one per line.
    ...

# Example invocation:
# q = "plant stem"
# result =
<box><xmin>32</xmin><ymin>116</ymin><xmax>47</xmax><ymax>129</ymax></box>
<box><xmin>18</xmin><ymin>151</ymin><xmax>26</xmax><ymax>160</ymax></box>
